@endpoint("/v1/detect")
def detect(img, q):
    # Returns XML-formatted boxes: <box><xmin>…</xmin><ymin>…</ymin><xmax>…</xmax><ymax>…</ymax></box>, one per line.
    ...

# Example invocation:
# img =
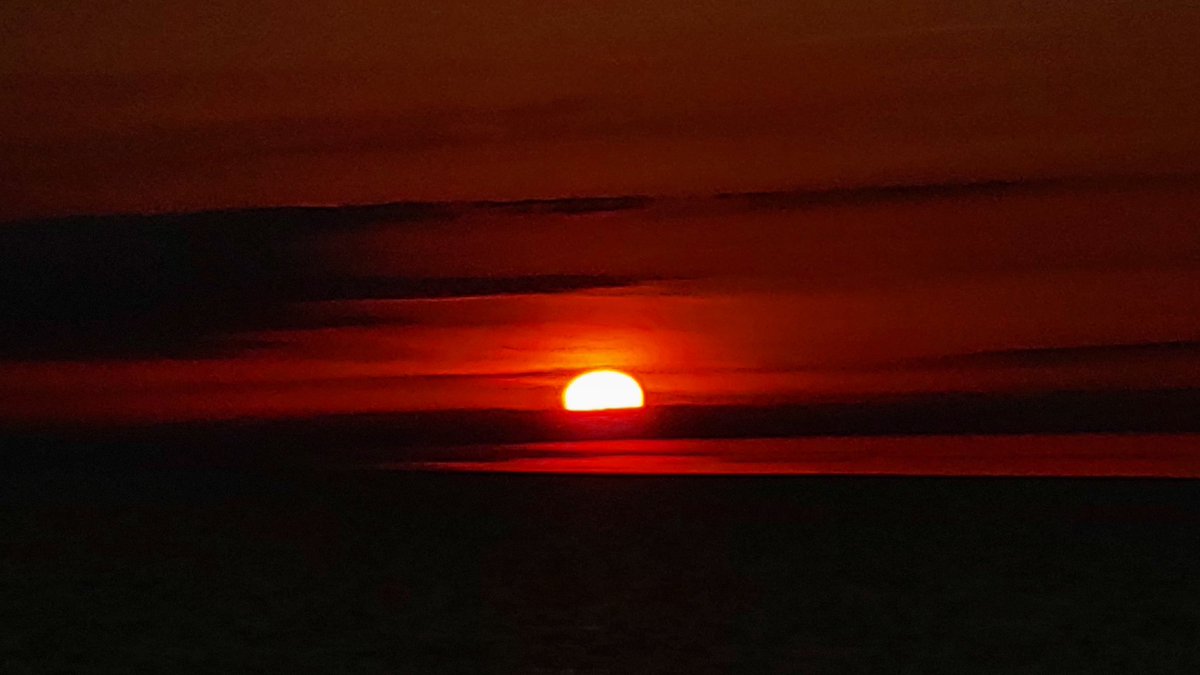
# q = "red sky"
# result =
<box><xmin>3</xmin><ymin>178</ymin><xmax>1199</xmax><ymax>423</ymax></box>
<box><xmin>1</xmin><ymin>2</ymin><xmax>1198</xmax><ymax>423</ymax></box>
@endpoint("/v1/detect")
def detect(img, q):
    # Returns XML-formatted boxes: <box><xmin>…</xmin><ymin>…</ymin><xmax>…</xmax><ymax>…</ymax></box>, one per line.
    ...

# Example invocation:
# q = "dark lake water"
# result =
<box><xmin>4</xmin><ymin>435</ymin><xmax>1200</xmax><ymax>671</ymax></box>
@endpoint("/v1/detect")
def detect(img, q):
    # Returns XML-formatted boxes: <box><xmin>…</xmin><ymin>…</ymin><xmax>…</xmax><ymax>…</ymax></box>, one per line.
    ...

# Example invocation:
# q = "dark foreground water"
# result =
<box><xmin>4</xmin><ymin>442</ymin><xmax>1200</xmax><ymax>672</ymax></box>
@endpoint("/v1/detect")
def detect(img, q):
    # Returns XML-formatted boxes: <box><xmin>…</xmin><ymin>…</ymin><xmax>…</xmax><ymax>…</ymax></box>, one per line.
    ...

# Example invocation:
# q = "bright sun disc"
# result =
<box><xmin>563</xmin><ymin>370</ymin><xmax>645</xmax><ymax>411</ymax></box>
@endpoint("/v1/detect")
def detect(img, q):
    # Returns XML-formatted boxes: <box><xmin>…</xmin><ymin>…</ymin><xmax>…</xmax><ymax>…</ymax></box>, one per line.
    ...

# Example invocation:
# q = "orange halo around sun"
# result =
<box><xmin>563</xmin><ymin>370</ymin><xmax>645</xmax><ymax>411</ymax></box>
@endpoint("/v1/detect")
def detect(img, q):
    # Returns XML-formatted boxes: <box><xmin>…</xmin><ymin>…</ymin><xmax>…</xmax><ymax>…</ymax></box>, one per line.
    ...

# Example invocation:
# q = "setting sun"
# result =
<box><xmin>563</xmin><ymin>370</ymin><xmax>645</xmax><ymax>411</ymax></box>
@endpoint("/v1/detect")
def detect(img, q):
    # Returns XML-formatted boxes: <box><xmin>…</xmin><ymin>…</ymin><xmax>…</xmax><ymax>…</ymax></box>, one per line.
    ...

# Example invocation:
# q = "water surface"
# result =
<box><xmin>392</xmin><ymin>434</ymin><xmax>1200</xmax><ymax>477</ymax></box>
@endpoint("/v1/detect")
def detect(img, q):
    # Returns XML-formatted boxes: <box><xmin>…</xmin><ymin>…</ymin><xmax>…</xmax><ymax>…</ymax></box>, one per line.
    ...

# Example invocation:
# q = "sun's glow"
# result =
<box><xmin>563</xmin><ymin>370</ymin><xmax>645</xmax><ymax>411</ymax></box>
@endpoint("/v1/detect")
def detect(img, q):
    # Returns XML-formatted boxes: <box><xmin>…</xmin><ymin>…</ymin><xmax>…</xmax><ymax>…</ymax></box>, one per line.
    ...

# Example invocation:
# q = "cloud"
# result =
<box><xmin>897</xmin><ymin>340</ymin><xmax>1200</xmax><ymax>370</ymax></box>
<box><xmin>719</xmin><ymin>172</ymin><xmax>1200</xmax><ymax>211</ymax></box>
<box><xmin>469</xmin><ymin>195</ymin><xmax>654</xmax><ymax>216</ymax></box>
<box><xmin>4</xmin><ymin>175</ymin><xmax>1197</xmax><ymax>363</ymax></box>
<box><xmin>0</xmin><ymin>202</ymin><xmax>656</xmax><ymax>360</ymax></box>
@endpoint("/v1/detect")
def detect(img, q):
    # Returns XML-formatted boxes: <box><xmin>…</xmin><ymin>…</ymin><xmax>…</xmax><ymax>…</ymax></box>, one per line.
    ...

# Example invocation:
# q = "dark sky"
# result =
<box><xmin>1</xmin><ymin>2</ymin><xmax>1198</xmax><ymax>423</ymax></box>
<box><xmin>3</xmin><ymin>1</ymin><xmax>1198</xmax><ymax>217</ymax></box>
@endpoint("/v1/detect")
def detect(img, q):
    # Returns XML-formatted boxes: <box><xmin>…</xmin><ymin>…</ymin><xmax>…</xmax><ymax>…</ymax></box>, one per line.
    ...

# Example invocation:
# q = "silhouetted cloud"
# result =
<box><xmin>469</xmin><ymin>195</ymin><xmax>654</xmax><ymax>216</ymax></box>
<box><xmin>3</xmin><ymin>176</ymin><xmax>1196</xmax><ymax>362</ymax></box>
<box><xmin>719</xmin><ymin>172</ymin><xmax>1200</xmax><ymax>211</ymax></box>
<box><xmin>0</xmin><ymin>201</ymin><xmax>657</xmax><ymax>360</ymax></box>
<box><xmin>899</xmin><ymin>340</ymin><xmax>1200</xmax><ymax>370</ymax></box>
